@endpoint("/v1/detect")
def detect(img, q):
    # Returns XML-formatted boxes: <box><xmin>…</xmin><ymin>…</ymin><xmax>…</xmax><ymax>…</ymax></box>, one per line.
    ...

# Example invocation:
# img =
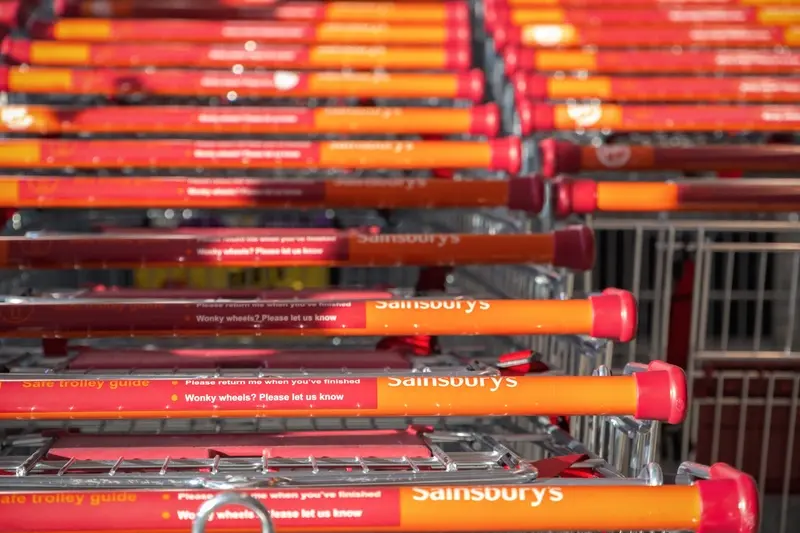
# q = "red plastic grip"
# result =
<box><xmin>445</xmin><ymin>42</ymin><xmax>472</xmax><ymax>71</ymax></box>
<box><xmin>0</xmin><ymin>35</ymin><xmax>26</xmax><ymax>62</ymax></box>
<box><xmin>507</xmin><ymin>176</ymin><xmax>545</xmax><ymax>213</ymax></box>
<box><xmin>552</xmin><ymin>225</ymin><xmax>595</xmax><ymax>271</ymax></box>
<box><xmin>632</xmin><ymin>360</ymin><xmax>687</xmax><ymax>424</ymax></box>
<box><xmin>551</xmin><ymin>176</ymin><xmax>599</xmax><ymax>217</ymax></box>
<box><xmin>697</xmin><ymin>464</ymin><xmax>759</xmax><ymax>533</ymax></box>
<box><xmin>588</xmin><ymin>288</ymin><xmax>637</xmax><ymax>343</ymax></box>
<box><xmin>469</xmin><ymin>102</ymin><xmax>501</xmax><ymax>137</ymax></box>
<box><xmin>489</xmin><ymin>137</ymin><xmax>522</xmax><ymax>174</ymax></box>
<box><xmin>457</xmin><ymin>69</ymin><xmax>486</xmax><ymax>102</ymax></box>
<box><xmin>539</xmin><ymin>138</ymin><xmax>581</xmax><ymax>178</ymax></box>
<box><xmin>513</xmin><ymin>72</ymin><xmax>548</xmax><ymax>101</ymax></box>
<box><xmin>0</xmin><ymin>65</ymin><xmax>8</xmax><ymax>91</ymax></box>
<box><xmin>516</xmin><ymin>101</ymin><xmax>556</xmax><ymax>135</ymax></box>
<box><xmin>0</xmin><ymin>1</ymin><xmax>18</xmax><ymax>28</ymax></box>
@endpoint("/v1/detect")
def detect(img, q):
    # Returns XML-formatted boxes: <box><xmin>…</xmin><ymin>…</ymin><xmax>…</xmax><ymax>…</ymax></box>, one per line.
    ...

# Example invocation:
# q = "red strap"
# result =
<box><xmin>530</xmin><ymin>454</ymin><xmax>590</xmax><ymax>478</ymax></box>
<box><xmin>376</xmin><ymin>335</ymin><xmax>438</xmax><ymax>356</ymax></box>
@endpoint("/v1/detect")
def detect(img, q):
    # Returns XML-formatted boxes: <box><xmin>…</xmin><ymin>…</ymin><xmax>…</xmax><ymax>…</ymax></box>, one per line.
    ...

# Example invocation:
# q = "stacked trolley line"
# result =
<box><xmin>483</xmin><ymin>0</ymin><xmax>799</xmax><ymax>531</ymax></box>
<box><xmin>0</xmin><ymin>1</ymin><xmax>758</xmax><ymax>533</ymax></box>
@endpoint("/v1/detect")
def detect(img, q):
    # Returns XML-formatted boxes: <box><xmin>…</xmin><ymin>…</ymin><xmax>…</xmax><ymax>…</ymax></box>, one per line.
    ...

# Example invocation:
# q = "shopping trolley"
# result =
<box><xmin>0</xmin><ymin>0</ymin><xmax>759</xmax><ymax>531</ymax></box>
<box><xmin>482</xmin><ymin>0</ymin><xmax>795</xmax><ymax>529</ymax></box>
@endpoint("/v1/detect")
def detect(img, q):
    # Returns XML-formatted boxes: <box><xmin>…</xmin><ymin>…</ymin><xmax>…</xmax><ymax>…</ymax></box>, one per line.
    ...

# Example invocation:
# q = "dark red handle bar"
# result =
<box><xmin>539</xmin><ymin>139</ymin><xmax>800</xmax><ymax>176</ymax></box>
<box><xmin>0</xmin><ymin>176</ymin><xmax>542</xmax><ymax>211</ymax></box>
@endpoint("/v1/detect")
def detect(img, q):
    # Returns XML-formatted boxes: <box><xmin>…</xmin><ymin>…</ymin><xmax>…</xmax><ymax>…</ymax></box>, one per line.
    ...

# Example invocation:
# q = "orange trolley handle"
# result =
<box><xmin>0</xmin><ymin>462</ymin><xmax>758</xmax><ymax>532</ymax></box>
<box><xmin>29</xmin><ymin>18</ymin><xmax>471</xmax><ymax>46</ymax></box>
<box><xmin>538</xmin><ymin>138</ymin><xmax>800</xmax><ymax>177</ymax></box>
<box><xmin>514</xmin><ymin>101</ymin><xmax>800</xmax><ymax>135</ymax></box>
<box><xmin>486</xmin><ymin>5</ymin><xmax>800</xmax><ymax>29</ymax></box>
<box><xmin>0</xmin><ymin>289</ymin><xmax>636</xmax><ymax>342</ymax></box>
<box><xmin>3</xmin><ymin>38</ymin><xmax>473</xmax><ymax>71</ymax></box>
<box><xmin>0</xmin><ymin>359</ymin><xmax>684</xmax><ymax>421</ymax></box>
<box><xmin>0</xmin><ymin>104</ymin><xmax>501</xmax><ymax>136</ymax></box>
<box><xmin>0</xmin><ymin>66</ymin><xmax>486</xmax><ymax>102</ymax></box>
<box><xmin>552</xmin><ymin>176</ymin><xmax>800</xmax><ymax>215</ymax></box>
<box><xmin>512</xmin><ymin>73</ymin><xmax>800</xmax><ymax>104</ymax></box>
<box><xmin>502</xmin><ymin>46</ymin><xmax>800</xmax><ymax>76</ymax></box>
<box><xmin>499</xmin><ymin>356</ymin><xmax>687</xmax><ymax>424</ymax></box>
<box><xmin>0</xmin><ymin>138</ymin><xmax>519</xmax><ymax>173</ymax></box>
<box><xmin>491</xmin><ymin>22</ymin><xmax>794</xmax><ymax>51</ymax></box>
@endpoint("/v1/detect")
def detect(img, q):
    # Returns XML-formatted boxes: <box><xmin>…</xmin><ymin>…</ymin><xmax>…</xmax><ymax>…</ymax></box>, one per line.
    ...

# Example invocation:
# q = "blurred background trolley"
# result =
<box><xmin>0</xmin><ymin>0</ymin><xmax>765</xmax><ymax>532</ymax></box>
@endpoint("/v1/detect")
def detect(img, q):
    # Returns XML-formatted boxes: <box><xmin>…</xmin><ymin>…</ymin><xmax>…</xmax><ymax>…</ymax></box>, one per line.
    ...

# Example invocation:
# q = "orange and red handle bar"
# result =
<box><xmin>486</xmin><ymin>6</ymin><xmax>800</xmax><ymax>28</ymax></box>
<box><xmin>3</xmin><ymin>39</ymin><xmax>472</xmax><ymax>71</ymax></box>
<box><xmin>0</xmin><ymin>176</ymin><xmax>542</xmax><ymax>211</ymax></box>
<box><xmin>493</xmin><ymin>23</ymin><xmax>797</xmax><ymax>49</ymax></box>
<box><xmin>491</xmin><ymin>0</ymin><xmax>797</xmax><ymax>8</ymax></box>
<box><xmin>539</xmin><ymin>138</ymin><xmax>800</xmax><ymax>177</ymax></box>
<box><xmin>0</xmin><ymin>139</ymin><xmax>520</xmax><ymax>173</ymax></box>
<box><xmin>513</xmin><ymin>73</ymin><xmax>800</xmax><ymax>103</ymax></box>
<box><xmin>0</xmin><ymin>462</ymin><xmax>757</xmax><ymax>533</ymax></box>
<box><xmin>0</xmin><ymin>67</ymin><xmax>485</xmax><ymax>101</ymax></box>
<box><xmin>0</xmin><ymin>289</ymin><xmax>634</xmax><ymax>341</ymax></box>
<box><xmin>0</xmin><ymin>104</ymin><xmax>499</xmax><ymax>136</ymax></box>
<box><xmin>55</xmin><ymin>0</ymin><xmax>470</xmax><ymax>23</ymax></box>
<box><xmin>517</xmin><ymin>102</ymin><xmax>800</xmax><ymax>134</ymax></box>
<box><xmin>0</xmin><ymin>360</ymin><xmax>679</xmax><ymax>420</ymax></box>
<box><xmin>552</xmin><ymin>176</ymin><xmax>800</xmax><ymax>215</ymax></box>
<box><xmin>502</xmin><ymin>47</ymin><xmax>800</xmax><ymax>75</ymax></box>
<box><xmin>0</xmin><ymin>226</ymin><xmax>595</xmax><ymax>270</ymax></box>
<box><xmin>30</xmin><ymin>18</ymin><xmax>470</xmax><ymax>45</ymax></box>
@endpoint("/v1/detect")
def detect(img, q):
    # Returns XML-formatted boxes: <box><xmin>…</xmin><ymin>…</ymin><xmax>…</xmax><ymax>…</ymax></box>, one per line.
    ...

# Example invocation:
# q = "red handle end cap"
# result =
<box><xmin>551</xmin><ymin>176</ymin><xmax>598</xmax><ymax>218</ymax></box>
<box><xmin>698</xmin><ymin>464</ymin><xmax>759</xmax><ymax>533</ymax></box>
<box><xmin>471</xmin><ymin>103</ymin><xmax>500</xmax><ymax>137</ymax></box>
<box><xmin>589</xmin><ymin>288</ymin><xmax>637</xmax><ymax>343</ymax></box>
<box><xmin>633</xmin><ymin>360</ymin><xmax>687</xmax><ymax>424</ymax></box>
<box><xmin>458</xmin><ymin>69</ymin><xmax>485</xmax><ymax>103</ymax></box>
<box><xmin>0</xmin><ymin>0</ymin><xmax>19</xmax><ymax>28</ymax></box>
<box><xmin>507</xmin><ymin>176</ymin><xmax>545</xmax><ymax>213</ymax></box>
<box><xmin>552</xmin><ymin>225</ymin><xmax>595</xmax><ymax>271</ymax></box>
<box><xmin>538</xmin><ymin>138</ymin><xmax>581</xmax><ymax>178</ymax></box>
<box><xmin>489</xmin><ymin>136</ymin><xmax>522</xmax><ymax>174</ymax></box>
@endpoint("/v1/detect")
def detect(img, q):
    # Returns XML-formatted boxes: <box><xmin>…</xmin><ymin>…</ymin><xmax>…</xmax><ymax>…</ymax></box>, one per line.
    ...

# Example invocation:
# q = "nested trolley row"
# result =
<box><xmin>0</xmin><ymin>0</ymin><xmax>772</xmax><ymax>531</ymax></box>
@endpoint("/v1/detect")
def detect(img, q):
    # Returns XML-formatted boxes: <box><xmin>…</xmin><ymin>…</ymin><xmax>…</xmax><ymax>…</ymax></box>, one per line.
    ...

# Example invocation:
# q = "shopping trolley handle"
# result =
<box><xmin>680</xmin><ymin>462</ymin><xmax>759</xmax><ymax>533</ymax></box>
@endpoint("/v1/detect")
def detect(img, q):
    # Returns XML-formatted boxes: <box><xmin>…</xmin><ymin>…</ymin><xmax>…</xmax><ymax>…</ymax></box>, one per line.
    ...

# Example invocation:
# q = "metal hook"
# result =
<box><xmin>192</xmin><ymin>493</ymin><xmax>275</xmax><ymax>533</ymax></box>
